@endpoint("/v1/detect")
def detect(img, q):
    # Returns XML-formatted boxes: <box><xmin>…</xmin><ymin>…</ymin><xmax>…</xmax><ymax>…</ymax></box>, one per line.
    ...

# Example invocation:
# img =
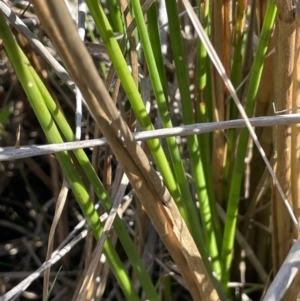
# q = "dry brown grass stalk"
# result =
<box><xmin>211</xmin><ymin>0</ymin><xmax>231</xmax><ymax>203</ymax></box>
<box><xmin>29</xmin><ymin>1</ymin><xmax>220</xmax><ymax>300</ymax></box>
<box><xmin>272</xmin><ymin>0</ymin><xmax>296</xmax><ymax>277</ymax></box>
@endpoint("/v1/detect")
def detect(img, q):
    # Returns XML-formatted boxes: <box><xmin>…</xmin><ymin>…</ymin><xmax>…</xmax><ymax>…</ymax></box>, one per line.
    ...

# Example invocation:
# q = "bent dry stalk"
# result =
<box><xmin>28</xmin><ymin>1</ymin><xmax>221</xmax><ymax>300</ymax></box>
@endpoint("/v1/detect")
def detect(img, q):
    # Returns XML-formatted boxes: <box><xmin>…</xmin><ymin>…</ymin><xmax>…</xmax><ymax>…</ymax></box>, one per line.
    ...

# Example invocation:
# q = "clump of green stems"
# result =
<box><xmin>0</xmin><ymin>0</ymin><xmax>278</xmax><ymax>298</ymax></box>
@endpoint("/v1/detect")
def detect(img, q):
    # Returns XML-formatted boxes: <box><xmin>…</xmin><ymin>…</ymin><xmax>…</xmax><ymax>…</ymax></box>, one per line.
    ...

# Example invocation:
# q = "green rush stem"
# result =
<box><xmin>32</xmin><ymin>47</ymin><xmax>161</xmax><ymax>301</ymax></box>
<box><xmin>165</xmin><ymin>0</ymin><xmax>222</xmax><ymax>278</ymax></box>
<box><xmin>84</xmin><ymin>0</ymin><xmax>185</xmax><ymax>216</ymax></box>
<box><xmin>131</xmin><ymin>0</ymin><xmax>207</xmax><ymax>248</ymax></box>
<box><xmin>0</xmin><ymin>12</ymin><xmax>146</xmax><ymax>301</ymax></box>
<box><xmin>221</xmin><ymin>0</ymin><xmax>277</xmax><ymax>288</ymax></box>
<box><xmin>223</xmin><ymin>0</ymin><xmax>246</xmax><ymax>200</ymax></box>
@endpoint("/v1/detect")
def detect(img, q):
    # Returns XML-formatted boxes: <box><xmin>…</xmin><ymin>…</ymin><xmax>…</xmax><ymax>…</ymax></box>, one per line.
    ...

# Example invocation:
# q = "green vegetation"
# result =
<box><xmin>0</xmin><ymin>0</ymin><xmax>299</xmax><ymax>300</ymax></box>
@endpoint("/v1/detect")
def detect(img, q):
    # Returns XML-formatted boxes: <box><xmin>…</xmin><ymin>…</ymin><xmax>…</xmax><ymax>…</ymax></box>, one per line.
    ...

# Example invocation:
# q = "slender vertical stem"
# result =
<box><xmin>272</xmin><ymin>0</ymin><xmax>295</xmax><ymax>275</ymax></box>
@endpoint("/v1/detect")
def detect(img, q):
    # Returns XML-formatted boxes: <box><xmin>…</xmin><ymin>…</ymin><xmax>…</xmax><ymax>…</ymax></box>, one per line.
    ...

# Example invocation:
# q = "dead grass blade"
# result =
<box><xmin>210</xmin><ymin>0</ymin><xmax>231</xmax><ymax>202</ymax></box>
<box><xmin>291</xmin><ymin>16</ymin><xmax>300</xmax><ymax>225</ymax></box>
<box><xmin>262</xmin><ymin>238</ymin><xmax>300</xmax><ymax>301</ymax></box>
<box><xmin>76</xmin><ymin>173</ymin><xmax>129</xmax><ymax>301</ymax></box>
<box><xmin>272</xmin><ymin>0</ymin><xmax>296</xmax><ymax>276</ymax></box>
<box><xmin>43</xmin><ymin>179</ymin><xmax>69</xmax><ymax>300</ymax></box>
<box><xmin>29</xmin><ymin>1</ymin><xmax>220</xmax><ymax>300</ymax></box>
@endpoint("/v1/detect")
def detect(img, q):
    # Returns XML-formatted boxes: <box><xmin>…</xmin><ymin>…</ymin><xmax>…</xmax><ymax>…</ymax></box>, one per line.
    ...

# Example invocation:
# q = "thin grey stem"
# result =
<box><xmin>1</xmin><ymin>114</ymin><xmax>300</xmax><ymax>161</ymax></box>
